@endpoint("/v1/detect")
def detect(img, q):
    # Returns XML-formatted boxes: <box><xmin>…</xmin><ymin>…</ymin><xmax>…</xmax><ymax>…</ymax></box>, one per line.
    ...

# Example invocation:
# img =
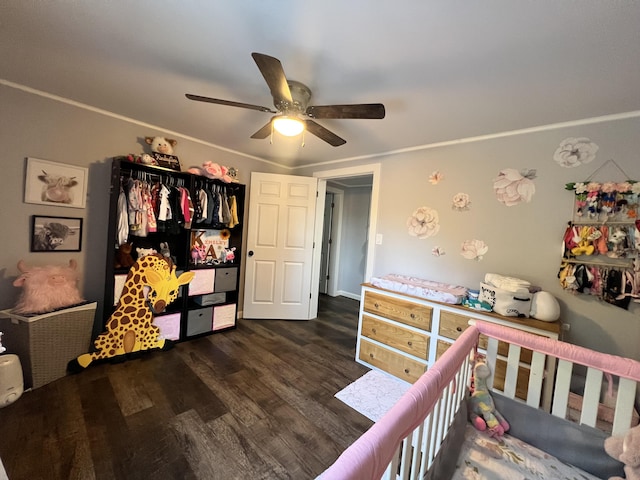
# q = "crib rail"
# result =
<box><xmin>322</xmin><ymin>322</ymin><xmax>640</xmax><ymax>479</ymax></box>
<box><xmin>321</xmin><ymin>326</ymin><xmax>479</xmax><ymax>480</ymax></box>
<box><xmin>474</xmin><ymin>320</ymin><xmax>640</xmax><ymax>436</ymax></box>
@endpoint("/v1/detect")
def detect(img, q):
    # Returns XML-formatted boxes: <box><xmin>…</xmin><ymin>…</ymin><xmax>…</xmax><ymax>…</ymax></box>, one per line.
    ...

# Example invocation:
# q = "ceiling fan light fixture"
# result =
<box><xmin>273</xmin><ymin>116</ymin><xmax>305</xmax><ymax>136</ymax></box>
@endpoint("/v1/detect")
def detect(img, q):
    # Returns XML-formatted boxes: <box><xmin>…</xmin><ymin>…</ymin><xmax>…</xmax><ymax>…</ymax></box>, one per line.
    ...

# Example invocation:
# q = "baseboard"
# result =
<box><xmin>336</xmin><ymin>290</ymin><xmax>361</xmax><ymax>301</ymax></box>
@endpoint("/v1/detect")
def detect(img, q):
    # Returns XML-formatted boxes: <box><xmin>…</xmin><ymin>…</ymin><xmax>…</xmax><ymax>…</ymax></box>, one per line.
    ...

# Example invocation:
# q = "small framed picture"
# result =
<box><xmin>31</xmin><ymin>215</ymin><xmax>83</xmax><ymax>252</ymax></box>
<box><xmin>24</xmin><ymin>157</ymin><xmax>88</xmax><ymax>209</ymax></box>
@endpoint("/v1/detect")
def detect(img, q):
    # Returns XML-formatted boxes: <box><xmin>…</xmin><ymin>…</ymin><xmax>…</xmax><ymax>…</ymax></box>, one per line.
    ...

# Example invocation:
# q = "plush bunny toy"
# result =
<box><xmin>604</xmin><ymin>424</ymin><xmax>640</xmax><ymax>480</ymax></box>
<box><xmin>469</xmin><ymin>361</ymin><xmax>510</xmax><ymax>438</ymax></box>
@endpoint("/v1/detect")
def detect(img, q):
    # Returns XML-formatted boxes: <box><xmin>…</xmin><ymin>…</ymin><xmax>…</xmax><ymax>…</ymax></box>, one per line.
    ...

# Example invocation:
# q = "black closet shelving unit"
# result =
<box><xmin>104</xmin><ymin>157</ymin><xmax>245</xmax><ymax>341</ymax></box>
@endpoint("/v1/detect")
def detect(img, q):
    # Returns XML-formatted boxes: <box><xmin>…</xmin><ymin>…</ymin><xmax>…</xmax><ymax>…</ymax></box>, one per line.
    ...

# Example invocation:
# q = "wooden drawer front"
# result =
<box><xmin>363</xmin><ymin>291</ymin><xmax>432</xmax><ymax>330</ymax></box>
<box><xmin>361</xmin><ymin>315</ymin><xmax>429</xmax><ymax>360</ymax></box>
<box><xmin>359</xmin><ymin>339</ymin><xmax>425</xmax><ymax>384</ymax></box>
<box><xmin>492</xmin><ymin>359</ymin><xmax>530</xmax><ymax>401</ymax></box>
<box><xmin>439</xmin><ymin>311</ymin><xmax>489</xmax><ymax>349</ymax></box>
<box><xmin>439</xmin><ymin>312</ymin><xmax>537</xmax><ymax>362</ymax></box>
<box><xmin>436</xmin><ymin>339</ymin><xmax>452</xmax><ymax>360</ymax></box>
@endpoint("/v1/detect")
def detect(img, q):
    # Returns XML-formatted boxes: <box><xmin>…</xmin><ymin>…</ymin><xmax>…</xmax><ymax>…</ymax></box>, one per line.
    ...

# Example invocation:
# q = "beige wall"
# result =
<box><xmin>0</xmin><ymin>84</ymin><xmax>285</xmax><ymax>325</ymax></box>
<box><xmin>302</xmin><ymin>116</ymin><xmax>640</xmax><ymax>360</ymax></box>
<box><xmin>2</xmin><ymin>83</ymin><xmax>639</xmax><ymax>361</ymax></box>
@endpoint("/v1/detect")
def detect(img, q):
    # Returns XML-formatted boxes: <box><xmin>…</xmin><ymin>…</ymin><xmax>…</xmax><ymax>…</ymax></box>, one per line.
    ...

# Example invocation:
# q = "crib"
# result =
<box><xmin>321</xmin><ymin>320</ymin><xmax>640</xmax><ymax>479</ymax></box>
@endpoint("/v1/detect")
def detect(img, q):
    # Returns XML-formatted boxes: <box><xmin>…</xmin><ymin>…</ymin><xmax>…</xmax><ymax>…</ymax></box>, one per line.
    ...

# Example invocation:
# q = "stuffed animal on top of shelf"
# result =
<box><xmin>187</xmin><ymin>161</ymin><xmax>233</xmax><ymax>183</ymax></box>
<box><xmin>604</xmin><ymin>423</ymin><xmax>640</xmax><ymax>480</ymax></box>
<box><xmin>145</xmin><ymin>136</ymin><xmax>177</xmax><ymax>156</ymax></box>
<box><xmin>468</xmin><ymin>360</ymin><xmax>510</xmax><ymax>438</ymax></box>
<box><xmin>12</xmin><ymin>259</ymin><xmax>85</xmax><ymax>315</ymax></box>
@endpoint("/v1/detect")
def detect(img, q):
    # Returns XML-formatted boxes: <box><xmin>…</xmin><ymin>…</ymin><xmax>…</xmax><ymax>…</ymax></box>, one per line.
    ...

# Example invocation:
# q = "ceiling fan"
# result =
<box><xmin>186</xmin><ymin>52</ymin><xmax>385</xmax><ymax>147</ymax></box>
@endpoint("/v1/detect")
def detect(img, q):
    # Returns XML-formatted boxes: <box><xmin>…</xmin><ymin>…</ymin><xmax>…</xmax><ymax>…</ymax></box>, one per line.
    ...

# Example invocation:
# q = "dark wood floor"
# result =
<box><xmin>0</xmin><ymin>295</ymin><xmax>372</xmax><ymax>480</ymax></box>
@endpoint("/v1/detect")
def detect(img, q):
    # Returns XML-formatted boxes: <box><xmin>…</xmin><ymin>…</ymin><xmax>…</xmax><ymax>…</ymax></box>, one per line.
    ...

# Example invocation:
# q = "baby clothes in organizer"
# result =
<box><xmin>559</xmin><ymin>221</ymin><xmax>640</xmax><ymax>309</ymax></box>
<box><xmin>191</xmin><ymin>181</ymin><xmax>240</xmax><ymax>229</ymax></box>
<box><xmin>116</xmin><ymin>173</ymin><xmax>194</xmax><ymax>241</ymax></box>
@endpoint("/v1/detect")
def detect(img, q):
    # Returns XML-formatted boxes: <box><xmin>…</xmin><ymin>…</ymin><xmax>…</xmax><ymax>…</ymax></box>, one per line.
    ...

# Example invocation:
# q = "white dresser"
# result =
<box><xmin>356</xmin><ymin>284</ymin><xmax>561</xmax><ymax>407</ymax></box>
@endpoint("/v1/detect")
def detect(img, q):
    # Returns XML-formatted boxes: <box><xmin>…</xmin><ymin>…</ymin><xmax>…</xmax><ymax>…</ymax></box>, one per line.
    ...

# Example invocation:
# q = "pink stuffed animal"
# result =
<box><xmin>191</xmin><ymin>245</ymin><xmax>206</xmax><ymax>265</ymax></box>
<box><xmin>13</xmin><ymin>259</ymin><xmax>84</xmax><ymax>314</ymax></box>
<box><xmin>604</xmin><ymin>424</ymin><xmax>640</xmax><ymax>480</ymax></box>
<box><xmin>188</xmin><ymin>162</ymin><xmax>232</xmax><ymax>183</ymax></box>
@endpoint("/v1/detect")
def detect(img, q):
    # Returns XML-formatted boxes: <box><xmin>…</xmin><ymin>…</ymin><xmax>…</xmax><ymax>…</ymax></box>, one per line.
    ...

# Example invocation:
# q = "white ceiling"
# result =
<box><xmin>2</xmin><ymin>1</ymin><xmax>639</xmax><ymax>170</ymax></box>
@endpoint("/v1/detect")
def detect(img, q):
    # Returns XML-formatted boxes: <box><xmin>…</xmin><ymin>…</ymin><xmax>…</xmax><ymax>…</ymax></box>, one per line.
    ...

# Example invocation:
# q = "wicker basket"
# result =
<box><xmin>0</xmin><ymin>302</ymin><xmax>96</xmax><ymax>389</ymax></box>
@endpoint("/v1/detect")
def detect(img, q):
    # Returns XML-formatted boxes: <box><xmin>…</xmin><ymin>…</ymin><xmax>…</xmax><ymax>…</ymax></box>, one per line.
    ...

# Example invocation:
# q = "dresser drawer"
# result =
<box><xmin>359</xmin><ymin>339</ymin><xmax>426</xmax><ymax>383</ymax></box>
<box><xmin>363</xmin><ymin>290</ymin><xmax>432</xmax><ymax>330</ymax></box>
<box><xmin>361</xmin><ymin>314</ymin><xmax>429</xmax><ymax>360</ymax></box>
<box><xmin>438</xmin><ymin>310</ymin><xmax>537</xmax><ymax>362</ymax></box>
<box><xmin>439</xmin><ymin>310</ymin><xmax>489</xmax><ymax>350</ymax></box>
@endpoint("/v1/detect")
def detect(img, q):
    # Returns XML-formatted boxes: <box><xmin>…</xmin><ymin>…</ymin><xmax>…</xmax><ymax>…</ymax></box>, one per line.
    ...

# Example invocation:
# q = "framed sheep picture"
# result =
<box><xmin>30</xmin><ymin>215</ymin><xmax>83</xmax><ymax>252</ymax></box>
<box><xmin>24</xmin><ymin>157</ymin><xmax>88</xmax><ymax>209</ymax></box>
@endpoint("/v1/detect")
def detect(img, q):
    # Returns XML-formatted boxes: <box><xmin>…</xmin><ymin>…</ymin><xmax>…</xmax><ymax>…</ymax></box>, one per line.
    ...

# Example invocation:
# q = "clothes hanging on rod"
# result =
<box><xmin>558</xmin><ymin>261</ymin><xmax>639</xmax><ymax>310</ymax></box>
<box><xmin>117</xmin><ymin>173</ymin><xmax>240</xmax><ymax>245</ymax></box>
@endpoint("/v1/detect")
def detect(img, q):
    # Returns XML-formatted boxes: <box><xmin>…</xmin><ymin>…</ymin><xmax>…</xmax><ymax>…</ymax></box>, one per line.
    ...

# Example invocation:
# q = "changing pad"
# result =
<box><xmin>370</xmin><ymin>274</ymin><xmax>468</xmax><ymax>304</ymax></box>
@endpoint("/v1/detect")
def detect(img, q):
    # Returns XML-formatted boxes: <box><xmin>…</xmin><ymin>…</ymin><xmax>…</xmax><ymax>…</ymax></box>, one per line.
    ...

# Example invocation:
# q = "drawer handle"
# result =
<box><xmin>410</xmin><ymin>313</ymin><xmax>416</xmax><ymax>319</ymax></box>
<box><xmin>374</xmin><ymin>302</ymin><xmax>380</xmax><ymax>308</ymax></box>
<box><xmin>407</xmin><ymin>341</ymin><xmax>412</xmax><ymax>346</ymax></box>
<box><xmin>456</xmin><ymin>327</ymin><xmax>463</xmax><ymax>332</ymax></box>
<box><xmin>404</xmin><ymin>368</ymin><xmax>410</xmax><ymax>374</ymax></box>
<box><xmin>371</xmin><ymin>328</ymin><xmax>377</xmax><ymax>334</ymax></box>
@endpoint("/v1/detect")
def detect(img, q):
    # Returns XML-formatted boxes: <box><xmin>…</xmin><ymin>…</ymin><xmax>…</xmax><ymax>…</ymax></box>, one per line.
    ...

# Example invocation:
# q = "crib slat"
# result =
<box><xmin>444</xmin><ymin>381</ymin><xmax>455</xmax><ymax>427</ymax></box>
<box><xmin>552</xmin><ymin>359</ymin><xmax>573</xmax><ymax>419</ymax></box>
<box><xmin>420</xmin><ymin>413</ymin><xmax>433</xmax><ymax>477</ymax></box>
<box><xmin>384</xmin><ymin>444</ymin><xmax>400</xmax><ymax>480</ymax></box>
<box><xmin>485</xmin><ymin>337</ymin><xmax>499</xmax><ymax>389</ymax></box>
<box><xmin>526</xmin><ymin>350</ymin><xmax>545</xmax><ymax>407</ymax></box>
<box><xmin>435</xmin><ymin>387</ymin><xmax>448</xmax><ymax>446</ymax></box>
<box><xmin>427</xmin><ymin>402</ymin><xmax>440</xmax><ymax>467</ymax></box>
<box><xmin>612</xmin><ymin>377</ymin><xmax>638</xmax><ymax>436</ymax></box>
<box><xmin>504</xmin><ymin>344</ymin><xmax>521</xmax><ymax>398</ymax></box>
<box><xmin>410</xmin><ymin>424</ymin><xmax>424</xmax><ymax>480</ymax></box>
<box><xmin>580</xmin><ymin>367</ymin><xmax>603</xmax><ymax>427</ymax></box>
<box><xmin>398</xmin><ymin>436</ymin><xmax>412</xmax><ymax>480</ymax></box>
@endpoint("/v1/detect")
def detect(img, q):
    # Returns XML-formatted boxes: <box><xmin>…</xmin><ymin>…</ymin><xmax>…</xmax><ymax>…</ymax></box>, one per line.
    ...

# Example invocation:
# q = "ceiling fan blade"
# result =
<box><xmin>251</xmin><ymin>52</ymin><xmax>293</xmax><ymax>106</ymax></box>
<box><xmin>305</xmin><ymin>119</ymin><xmax>346</xmax><ymax>147</ymax></box>
<box><xmin>306</xmin><ymin>103</ymin><xmax>386</xmax><ymax>119</ymax></box>
<box><xmin>250</xmin><ymin>119</ymin><xmax>273</xmax><ymax>139</ymax></box>
<box><xmin>186</xmin><ymin>94</ymin><xmax>276</xmax><ymax>113</ymax></box>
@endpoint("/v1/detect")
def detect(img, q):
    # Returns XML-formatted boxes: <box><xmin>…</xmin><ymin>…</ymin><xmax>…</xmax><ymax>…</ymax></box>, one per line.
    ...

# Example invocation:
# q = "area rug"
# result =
<box><xmin>335</xmin><ymin>370</ymin><xmax>411</xmax><ymax>422</ymax></box>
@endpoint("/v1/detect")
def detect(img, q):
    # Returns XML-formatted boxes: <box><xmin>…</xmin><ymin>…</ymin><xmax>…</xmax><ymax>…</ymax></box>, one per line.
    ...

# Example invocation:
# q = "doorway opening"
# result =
<box><xmin>314</xmin><ymin>164</ymin><xmax>380</xmax><ymax>301</ymax></box>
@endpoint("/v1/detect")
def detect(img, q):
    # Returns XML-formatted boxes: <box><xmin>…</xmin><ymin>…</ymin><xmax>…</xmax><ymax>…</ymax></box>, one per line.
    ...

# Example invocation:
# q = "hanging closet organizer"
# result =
<box><xmin>559</xmin><ymin>160</ymin><xmax>639</xmax><ymax>310</ymax></box>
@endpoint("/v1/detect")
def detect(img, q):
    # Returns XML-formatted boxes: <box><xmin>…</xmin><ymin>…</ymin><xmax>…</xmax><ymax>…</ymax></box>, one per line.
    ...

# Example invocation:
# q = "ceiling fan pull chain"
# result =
<box><xmin>301</xmin><ymin>130</ymin><xmax>305</xmax><ymax>148</ymax></box>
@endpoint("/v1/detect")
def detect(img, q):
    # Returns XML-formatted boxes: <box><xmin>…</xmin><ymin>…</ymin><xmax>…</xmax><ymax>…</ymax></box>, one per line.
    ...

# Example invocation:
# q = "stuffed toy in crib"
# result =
<box><xmin>604</xmin><ymin>423</ymin><xmax>640</xmax><ymax>480</ymax></box>
<box><xmin>469</xmin><ymin>360</ymin><xmax>510</xmax><ymax>438</ymax></box>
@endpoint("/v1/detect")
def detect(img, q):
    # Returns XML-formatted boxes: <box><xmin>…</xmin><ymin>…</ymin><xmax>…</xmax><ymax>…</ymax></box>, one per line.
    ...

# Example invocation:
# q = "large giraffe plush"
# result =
<box><xmin>73</xmin><ymin>254</ymin><xmax>194</xmax><ymax>369</ymax></box>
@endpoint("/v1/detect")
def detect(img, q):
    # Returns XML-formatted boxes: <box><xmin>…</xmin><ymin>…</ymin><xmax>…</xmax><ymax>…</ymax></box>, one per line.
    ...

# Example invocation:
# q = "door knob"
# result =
<box><xmin>248</xmin><ymin>250</ymin><xmax>254</xmax><ymax>257</ymax></box>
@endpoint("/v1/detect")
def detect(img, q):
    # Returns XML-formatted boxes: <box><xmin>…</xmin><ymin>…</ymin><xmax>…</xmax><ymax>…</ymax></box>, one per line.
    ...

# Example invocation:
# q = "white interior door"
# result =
<box><xmin>243</xmin><ymin>172</ymin><xmax>323</xmax><ymax>319</ymax></box>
